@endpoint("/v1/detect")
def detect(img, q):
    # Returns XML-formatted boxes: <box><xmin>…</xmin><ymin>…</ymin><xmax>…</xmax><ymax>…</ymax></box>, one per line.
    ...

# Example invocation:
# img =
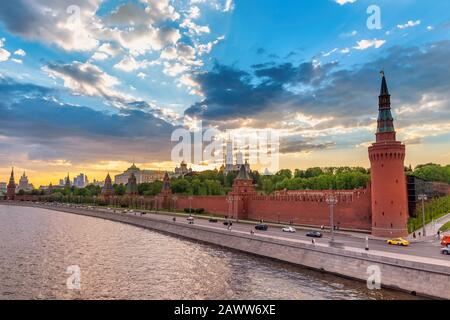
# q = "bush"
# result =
<box><xmin>184</xmin><ymin>208</ymin><xmax>193</xmax><ymax>213</ymax></box>
<box><xmin>195</xmin><ymin>208</ymin><xmax>205</xmax><ymax>214</ymax></box>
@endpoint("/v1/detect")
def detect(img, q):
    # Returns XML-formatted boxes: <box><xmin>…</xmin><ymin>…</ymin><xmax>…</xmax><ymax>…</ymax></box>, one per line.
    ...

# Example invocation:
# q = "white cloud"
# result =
<box><xmin>223</xmin><ymin>0</ymin><xmax>234</xmax><ymax>12</ymax></box>
<box><xmin>11</xmin><ymin>58</ymin><xmax>22</xmax><ymax>64</ymax></box>
<box><xmin>14</xmin><ymin>49</ymin><xmax>26</xmax><ymax>56</ymax></box>
<box><xmin>0</xmin><ymin>38</ymin><xmax>10</xmax><ymax>62</ymax></box>
<box><xmin>353</xmin><ymin>39</ymin><xmax>386</xmax><ymax>50</ymax></box>
<box><xmin>397</xmin><ymin>20</ymin><xmax>421</xmax><ymax>29</ymax></box>
<box><xmin>180</xmin><ymin>18</ymin><xmax>210</xmax><ymax>35</ymax></box>
<box><xmin>137</xmin><ymin>72</ymin><xmax>147</xmax><ymax>79</ymax></box>
<box><xmin>0</xmin><ymin>49</ymin><xmax>11</xmax><ymax>62</ymax></box>
<box><xmin>323</xmin><ymin>48</ymin><xmax>338</xmax><ymax>57</ymax></box>
<box><xmin>335</xmin><ymin>0</ymin><xmax>357</xmax><ymax>5</ymax></box>
<box><xmin>113</xmin><ymin>55</ymin><xmax>160</xmax><ymax>72</ymax></box>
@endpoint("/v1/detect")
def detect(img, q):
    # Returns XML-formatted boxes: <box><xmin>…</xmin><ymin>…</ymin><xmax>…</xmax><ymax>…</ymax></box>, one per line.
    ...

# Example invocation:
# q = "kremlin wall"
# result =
<box><xmin>157</xmin><ymin>72</ymin><xmax>408</xmax><ymax>237</ymax></box>
<box><xmin>4</xmin><ymin>73</ymin><xmax>417</xmax><ymax>238</ymax></box>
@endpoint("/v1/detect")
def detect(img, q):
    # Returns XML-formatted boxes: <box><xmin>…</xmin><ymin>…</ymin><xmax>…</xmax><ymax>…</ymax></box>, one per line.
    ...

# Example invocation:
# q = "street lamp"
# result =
<box><xmin>172</xmin><ymin>195</ymin><xmax>178</xmax><ymax>212</ymax></box>
<box><xmin>325</xmin><ymin>193</ymin><xmax>338</xmax><ymax>243</ymax></box>
<box><xmin>188</xmin><ymin>196</ymin><xmax>193</xmax><ymax>215</ymax></box>
<box><xmin>418</xmin><ymin>194</ymin><xmax>428</xmax><ymax>237</ymax></box>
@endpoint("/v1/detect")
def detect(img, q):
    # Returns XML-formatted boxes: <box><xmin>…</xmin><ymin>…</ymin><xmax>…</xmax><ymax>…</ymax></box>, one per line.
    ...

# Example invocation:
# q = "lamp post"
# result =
<box><xmin>172</xmin><ymin>195</ymin><xmax>178</xmax><ymax>212</ymax></box>
<box><xmin>188</xmin><ymin>196</ymin><xmax>193</xmax><ymax>215</ymax></box>
<box><xmin>418</xmin><ymin>194</ymin><xmax>427</xmax><ymax>237</ymax></box>
<box><xmin>325</xmin><ymin>193</ymin><xmax>338</xmax><ymax>243</ymax></box>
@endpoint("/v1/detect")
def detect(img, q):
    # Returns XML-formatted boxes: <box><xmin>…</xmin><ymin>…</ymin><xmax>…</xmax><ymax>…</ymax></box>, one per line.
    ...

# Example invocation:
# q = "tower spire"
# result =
<box><xmin>380</xmin><ymin>70</ymin><xmax>389</xmax><ymax>96</ymax></box>
<box><xmin>376</xmin><ymin>71</ymin><xmax>396</xmax><ymax>142</ymax></box>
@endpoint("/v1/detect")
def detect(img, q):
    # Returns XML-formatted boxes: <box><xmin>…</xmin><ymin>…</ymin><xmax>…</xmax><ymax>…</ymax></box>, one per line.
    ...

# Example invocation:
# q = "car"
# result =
<box><xmin>306</xmin><ymin>231</ymin><xmax>323</xmax><ymax>238</ymax></box>
<box><xmin>387</xmin><ymin>238</ymin><xmax>410</xmax><ymax>246</ymax></box>
<box><xmin>441</xmin><ymin>235</ymin><xmax>450</xmax><ymax>247</ymax></box>
<box><xmin>223</xmin><ymin>221</ymin><xmax>233</xmax><ymax>226</ymax></box>
<box><xmin>282</xmin><ymin>226</ymin><xmax>296</xmax><ymax>233</ymax></box>
<box><xmin>187</xmin><ymin>217</ymin><xmax>195</xmax><ymax>225</ymax></box>
<box><xmin>209</xmin><ymin>218</ymin><xmax>218</xmax><ymax>223</ymax></box>
<box><xmin>441</xmin><ymin>247</ymin><xmax>450</xmax><ymax>255</ymax></box>
<box><xmin>255</xmin><ymin>224</ymin><xmax>269</xmax><ymax>231</ymax></box>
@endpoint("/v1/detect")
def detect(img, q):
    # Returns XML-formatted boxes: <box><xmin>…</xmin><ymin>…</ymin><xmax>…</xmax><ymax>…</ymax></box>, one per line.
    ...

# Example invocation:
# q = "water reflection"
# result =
<box><xmin>0</xmin><ymin>205</ymin><xmax>417</xmax><ymax>300</ymax></box>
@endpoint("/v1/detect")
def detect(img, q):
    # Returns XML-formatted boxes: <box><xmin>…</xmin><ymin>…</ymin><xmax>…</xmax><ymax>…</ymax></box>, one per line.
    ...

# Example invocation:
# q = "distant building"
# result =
<box><xmin>221</xmin><ymin>138</ymin><xmax>250</xmax><ymax>175</ymax></box>
<box><xmin>73</xmin><ymin>173</ymin><xmax>88</xmax><ymax>188</ymax></box>
<box><xmin>174</xmin><ymin>160</ymin><xmax>192</xmax><ymax>178</ymax></box>
<box><xmin>17</xmin><ymin>172</ymin><xmax>34</xmax><ymax>192</ymax></box>
<box><xmin>114</xmin><ymin>163</ymin><xmax>165</xmax><ymax>185</ymax></box>
<box><xmin>0</xmin><ymin>182</ymin><xmax>6</xmax><ymax>196</ymax></box>
<box><xmin>407</xmin><ymin>175</ymin><xmax>450</xmax><ymax>216</ymax></box>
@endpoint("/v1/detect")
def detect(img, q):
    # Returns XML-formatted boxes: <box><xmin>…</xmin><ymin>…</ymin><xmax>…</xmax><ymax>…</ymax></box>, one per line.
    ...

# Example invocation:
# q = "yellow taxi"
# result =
<box><xmin>387</xmin><ymin>238</ymin><xmax>410</xmax><ymax>246</ymax></box>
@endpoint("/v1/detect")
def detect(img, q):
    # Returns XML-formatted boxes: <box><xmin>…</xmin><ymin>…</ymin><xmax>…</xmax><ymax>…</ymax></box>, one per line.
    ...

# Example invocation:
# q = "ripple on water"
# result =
<box><xmin>0</xmin><ymin>205</ymin><xmax>419</xmax><ymax>300</ymax></box>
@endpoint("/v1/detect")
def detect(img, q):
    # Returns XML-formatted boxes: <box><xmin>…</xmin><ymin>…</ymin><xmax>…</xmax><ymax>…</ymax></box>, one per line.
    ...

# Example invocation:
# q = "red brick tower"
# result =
<box><xmin>101</xmin><ymin>173</ymin><xmax>114</xmax><ymax>198</ymax></box>
<box><xmin>228</xmin><ymin>165</ymin><xmax>255</xmax><ymax>221</ymax></box>
<box><xmin>369</xmin><ymin>72</ymin><xmax>408</xmax><ymax>237</ymax></box>
<box><xmin>158</xmin><ymin>172</ymin><xmax>172</xmax><ymax>210</ymax></box>
<box><xmin>6</xmin><ymin>167</ymin><xmax>16</xmax><ymax>200</ymax></box>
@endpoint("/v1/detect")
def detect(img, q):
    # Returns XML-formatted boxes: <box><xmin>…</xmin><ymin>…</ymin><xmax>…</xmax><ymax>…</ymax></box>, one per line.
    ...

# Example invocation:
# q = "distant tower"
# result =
<box><xmin>101</xmin><ymin>173</ymin><xmax>114</xmax><ymax>198</ymax></box>
<box><xmin>161</xmin><ymin>172</ymin><xmax>171</xmax><ymax>195</ymax></box>
<box><xmin>6</xmin><ymin>167</ymin><xmax>16</xmax><ymax>200</ymax></box>
<box><xmin>65</xmin><ymin>173</ymin><xmax>71</xmax><ymax>188</ymax></box>
<box><xmin>225</xmin><ymin>136</ymin><xmax>234</xmax><ymax>173</ymax></box>
<box><xmin>125</xmin><ymin>173</ymin><xmax>138</xmax><ymax>196</ymax></box>
<box><xmin>369</xmin><ymin>72</ymin><xmax>409</xmax><ymax>237</ymax></box>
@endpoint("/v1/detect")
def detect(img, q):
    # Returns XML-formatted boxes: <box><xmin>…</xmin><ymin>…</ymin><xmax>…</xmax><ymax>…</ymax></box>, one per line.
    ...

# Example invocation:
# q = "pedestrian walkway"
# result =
<box><xmin>408</xmin><ymin>212</ymin><xmax>450</xmax><ymax>241</ymax></box>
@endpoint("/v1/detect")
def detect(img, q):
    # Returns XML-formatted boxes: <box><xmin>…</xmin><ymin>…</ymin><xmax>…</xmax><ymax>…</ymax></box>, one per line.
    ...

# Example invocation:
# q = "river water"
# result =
<box><xmin>0</xmin><ymin>205</ymin><xmax>416</xmax><ymax>300</ymax></box>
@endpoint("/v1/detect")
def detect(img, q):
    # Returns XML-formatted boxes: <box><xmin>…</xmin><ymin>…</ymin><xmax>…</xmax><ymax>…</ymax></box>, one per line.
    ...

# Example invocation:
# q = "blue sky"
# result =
<box><xmin>0</xmin><ymin>0</ymin><xmax>449</xmax><ymax>184</ymax></box>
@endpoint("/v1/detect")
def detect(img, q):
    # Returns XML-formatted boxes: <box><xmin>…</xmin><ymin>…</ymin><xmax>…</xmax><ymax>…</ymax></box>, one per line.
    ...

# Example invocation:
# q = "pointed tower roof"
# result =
<box><xmin>8</xmin><ymin>167</ymin><xmax>15</xmax><ymax>184</ymax></box>
<box><xmin>380</xmin><ymin>70</ymin><xmax>389</xmax><ymax>96</ymax></box>
<box><xmin>376</xmin><ymin>71</ymin><xmax>397</xmax><ymax>142</ymax></box>
<box><xmin>236</xmin><ymin>164</ymin><xmax>251</xmax><ymax>181</ymax></box>
<box><xmin>162</xmin><ymin>172</ymin><xmax>171</xmax><ymax>192</ymax></box>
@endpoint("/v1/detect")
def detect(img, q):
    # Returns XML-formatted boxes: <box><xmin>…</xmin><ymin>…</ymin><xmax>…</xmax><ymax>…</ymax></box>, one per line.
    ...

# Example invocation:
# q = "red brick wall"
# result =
<box><xmin>247</xmin><ymin>189</ymin><xmax>372</xmax><ymax>230</ymax></box>
<box><xmin>175</xmin><ymin>196</ymin><xmax>229</xmax><ymax>216</ymax></box>
<box><xmin>172</xmin><ymin>189</ymin><xmax>372</xmax><ymax>231</ymax></box>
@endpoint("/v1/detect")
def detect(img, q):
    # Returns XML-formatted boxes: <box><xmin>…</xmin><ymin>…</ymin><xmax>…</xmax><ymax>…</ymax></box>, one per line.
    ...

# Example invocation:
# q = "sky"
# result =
<box><xmin>0</xmin><ymin>0</ymin><xmax>449</xmax><ymax>186</ymax></box>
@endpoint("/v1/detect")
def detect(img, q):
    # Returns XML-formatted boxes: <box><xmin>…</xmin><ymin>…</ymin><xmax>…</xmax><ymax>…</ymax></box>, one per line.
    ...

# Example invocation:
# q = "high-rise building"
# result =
<box><xmin>73</xmin><ymin>173</ymin><xmax>88</xmax><ymax>188</ymax></box>
<box><xmin>369</xmin><ymin>72</ymin><xmax>409</xmax><ymax>237</ymax></box>
<box><xmin>0</xmin><ymin>182</ymin><xmax>7</xmax><ymax>196</ymax></box>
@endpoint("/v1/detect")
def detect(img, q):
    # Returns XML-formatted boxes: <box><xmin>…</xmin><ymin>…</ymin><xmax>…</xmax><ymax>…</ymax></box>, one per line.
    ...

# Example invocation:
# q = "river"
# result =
<box><xmin>0</xmin><ymin>205</ymin><xmax>417</xmax><ymax>300</ymax></box>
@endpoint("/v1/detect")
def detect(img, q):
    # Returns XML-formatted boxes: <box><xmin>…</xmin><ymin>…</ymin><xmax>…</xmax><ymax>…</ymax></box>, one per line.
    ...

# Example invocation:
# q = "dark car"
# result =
<box><xmin>441</xmin><ymin>247</ymin><xmax>450</xmax><ymax>255</ymax></box>
<box><xmin>223</xmin><ymin>221</ymin><xmax>233</xmax><ymax>226</ymax></box>
<box><xmin>306</xmin><ymin>231</ymin><xmax>323</xmax><ymax>238</ymax></box>
<box><xmin>255</xmin><ymin>224</ymin><xmax>269</xmax><ymax>231</ymax></box>
<box><xmin>209</xmin><ymin>218</ymin><xmax>218</xmax><ymax>223</ymax></box>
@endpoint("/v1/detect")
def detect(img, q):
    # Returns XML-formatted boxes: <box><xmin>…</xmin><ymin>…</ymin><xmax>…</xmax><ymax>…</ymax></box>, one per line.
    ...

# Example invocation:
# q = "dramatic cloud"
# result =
<box><xmin>0</xmin><ymin>78</ymin><xmax>177</xmax><ymax>164</ymax></box>
<box><xmin>0</xmin><ymin>0</ymin><xmax>101</xmax><ymax>51</ymax></box>
<box><xmin>185</xmin><ymin>41</ymin><xmax>450</xmax><ymax>148</ymax></box>
<box><xmin>42</xmin><ymin>61</ymin><xmax>130</xmax><ymax>103</ymax></box>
